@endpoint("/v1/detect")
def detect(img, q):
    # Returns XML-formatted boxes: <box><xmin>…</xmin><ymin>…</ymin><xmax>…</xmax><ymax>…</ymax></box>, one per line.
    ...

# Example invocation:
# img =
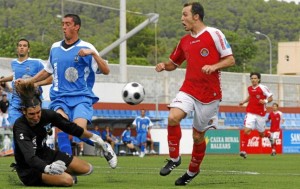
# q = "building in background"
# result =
<box><xmin>278</xmin><ymin>37</ymin><xmax>300</xmax><ymax>75</ymax></box>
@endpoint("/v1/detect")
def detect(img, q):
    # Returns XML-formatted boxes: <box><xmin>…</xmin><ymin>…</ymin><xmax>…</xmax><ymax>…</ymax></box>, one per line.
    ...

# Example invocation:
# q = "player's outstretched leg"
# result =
<box><xmin>103</xmin><ymin>142</ymin><xmax>117</xmax><ymax>169</ymax></box>
<box><xmin>159</xmin><ymin>157</ymin><xmax>181</xmax><ymax>176</ymax></box>
<box><xmin>175</xmin><ymin>171</ymin><xmax>199</xmax><ymax>186</ymax></box>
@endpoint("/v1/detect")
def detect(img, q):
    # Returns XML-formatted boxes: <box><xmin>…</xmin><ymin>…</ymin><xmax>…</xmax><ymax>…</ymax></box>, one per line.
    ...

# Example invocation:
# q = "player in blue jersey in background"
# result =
<box><xmin>0</xmin><ymin>38</ymin><xmax>52</xmax><ymax>127</ymax></box>
<box><xmin>132</xmin><ymin>109</ymin><xmax>154</xmax><ymax>157</ymax></box>
<box><xmin>101</xmin><ymin>126</ymin><xmax>117</xmax><ymax>151</ymax></box>
<box><xmin>121</xmin><ymin>124</ymin><xmax>138</xmax><ymax>156</ymax></box>
<box><xmin>17</xmin><ymin>14</ymin><xmax>117</xmax><ymax>168</ymax></box>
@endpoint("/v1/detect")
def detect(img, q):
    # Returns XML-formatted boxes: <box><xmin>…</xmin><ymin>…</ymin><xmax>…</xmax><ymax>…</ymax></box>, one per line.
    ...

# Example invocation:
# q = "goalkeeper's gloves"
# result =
<box><xmin>44</xmin><ymin>160</ymin><xmax>67</xmax><ymax>175</ymax></box>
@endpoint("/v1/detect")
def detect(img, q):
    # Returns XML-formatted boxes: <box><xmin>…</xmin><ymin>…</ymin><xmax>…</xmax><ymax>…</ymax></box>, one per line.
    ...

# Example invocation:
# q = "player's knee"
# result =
<box><xmin>61</xmin><ymin>174</ymin><xmax>74</xmax><ymax>187</ymax></box>
<box><xmin>82</xmin><ymin>163</ymin><xmax>94</xmax><ymax>176</ymax></box>
<box><xmin>168</xmin><ymin>114</ymin><xmax>181</xmax><ymax>125</ymax></box>
<box><xmin>87</xmin><ymin>163</ymin><xmax>94</xmax><ymax>175</ymax></box>
<box><xmin>193</xmin><ymin>133</ymin><xmax>205</xmax><ymax>144</ymax></box>
<box><xmin>243</xmin><ymin>128</ymin><xmax>251</xmax><ymax>135</ymax></box>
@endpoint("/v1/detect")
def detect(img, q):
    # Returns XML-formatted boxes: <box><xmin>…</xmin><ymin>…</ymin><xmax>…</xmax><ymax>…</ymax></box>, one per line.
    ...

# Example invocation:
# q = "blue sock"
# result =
<box><xmin>57</xmin><ymin>132</ymin><xmax>72</xmax><ymax>155</ymax></box>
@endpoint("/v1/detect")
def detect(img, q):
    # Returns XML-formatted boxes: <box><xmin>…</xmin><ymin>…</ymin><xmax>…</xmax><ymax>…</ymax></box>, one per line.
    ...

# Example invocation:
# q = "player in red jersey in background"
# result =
<box><xmin>155</xmin><ymin>2</ymin><xmax>235</xmax><ymax>186</ymax></box>
<box><xmin>266</xmin><ymin>103</ymin><xmax>284</xmax><ymax>156</ymax></box>
<box><xmin>239</xmin><ymin>72</ymin><xmax>273</xmax><ymax>159</ymax></box>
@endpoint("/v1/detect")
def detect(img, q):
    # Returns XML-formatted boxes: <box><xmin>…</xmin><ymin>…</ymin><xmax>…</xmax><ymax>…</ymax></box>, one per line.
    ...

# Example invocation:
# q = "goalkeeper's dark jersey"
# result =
<box><xmin>13</xmin><ymin>109</ymin><xmax>84</xmax><ymax>172</ymax></box>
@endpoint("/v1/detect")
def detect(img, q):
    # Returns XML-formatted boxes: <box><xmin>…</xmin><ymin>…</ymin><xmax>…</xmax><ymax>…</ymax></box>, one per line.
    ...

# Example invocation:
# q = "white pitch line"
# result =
<box><xmin>93</xmin><ymin>166</ymin><xmax>300</xmax><ymax>176</ymax></box>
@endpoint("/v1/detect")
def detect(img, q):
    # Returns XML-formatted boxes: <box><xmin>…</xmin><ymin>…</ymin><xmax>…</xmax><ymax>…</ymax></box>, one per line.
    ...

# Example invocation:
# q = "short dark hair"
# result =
<box><xmin>184</xmin><ymin>2</ymin><xmax>205</xmax><ymax>21</ymax></box>
<box><xmin>250</xmin><ymin>72</ymin><xmax>261</xmax><ymax>83</ymax></box>
<box><xmin>64</xmin><ymin>14</ymin><xmax>81</xmax><ymax>27</ymax></box>
<box><xmin>273</xmin><ymin>102</ymin><xmax>279</xmax><ymax>107</ymax></box>
<box><xmin>17</xmin><ymin>38</ymin><xmax>30</xmax><ymax>48</ymax></box>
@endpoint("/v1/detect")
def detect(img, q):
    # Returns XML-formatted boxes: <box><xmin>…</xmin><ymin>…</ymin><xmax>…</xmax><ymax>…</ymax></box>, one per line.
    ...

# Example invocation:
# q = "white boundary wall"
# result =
<box><xmin>2</xmin><ymin>57</ymin><xmax>300</xmax><ymax>106</ymax></box>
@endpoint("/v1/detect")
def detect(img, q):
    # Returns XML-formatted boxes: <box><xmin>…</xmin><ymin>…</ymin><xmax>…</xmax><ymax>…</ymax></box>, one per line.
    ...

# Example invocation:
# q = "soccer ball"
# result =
<box><xmin>122</xmin><ymin>82</ymin><xmax>145</xmax><ymax>105</ymax></box>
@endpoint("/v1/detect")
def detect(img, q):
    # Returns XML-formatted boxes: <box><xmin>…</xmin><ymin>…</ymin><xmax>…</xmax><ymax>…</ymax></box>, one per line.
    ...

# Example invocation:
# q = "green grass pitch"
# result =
<box><xmin>0</xmin><ymin>154</ymin><xmax>299</xmax><ymax>189</ymax></box>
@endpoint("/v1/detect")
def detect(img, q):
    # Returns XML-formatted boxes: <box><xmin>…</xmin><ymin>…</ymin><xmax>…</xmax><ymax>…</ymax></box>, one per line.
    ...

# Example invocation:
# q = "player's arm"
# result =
<box><xmin>93</xmin><ymin>53</ymin><xmax>110</xmax><ymax>75</ymax></box>
<box><xmin>15</xmin><ymin>70</ymin><xmax>51</xmax><ymax>86</ymax></box>
<box><xmin>31</xmin><ymin>70</ymin><xmax>52</xmax><ymax>83</ymax></box>
<box><xmin>239</xmin><ymin>96</ymin><xmax>249</xmax><ymax>106</ymax></box>
<box><xmin>259</xmin><ymin>95</ymin><xmax>273</xmax><ymax>105</ymax></box>
<box><xmin>266</xmin><ymin>96</ymin><xmax>273</xmax><ymax>104</ymax></box>
<box><xmin>35</xmin><ymin>75</ymin><xmax>53</xmax><ymax>87</ymax></box>
<box><xmin>202</xmin><ymin>56</ymin><xmax>235</xmax><ymax>75</ymax></box>
<box><xmin>155</xmin><ymin>60</ymin><xmax>177</xmax><ymax>72</ymax></box>
<box><xmin>50</xmin><ymin>110</ymin><xmax>102</xmax><ymax>140</ymax></box>
<box><xmin>106</xmin><ymin>133</ymin><xmax>113</xmax><ymax>141</ymax></box>
<box><xmin>0</xmin><ymin>75</ymin><xmax>13</xmax><ymax>82</ymax></box>
<box><xmin>78</xmin><ymin>48</ymin><xmax>110</xmax><ymax>75</ymax></box>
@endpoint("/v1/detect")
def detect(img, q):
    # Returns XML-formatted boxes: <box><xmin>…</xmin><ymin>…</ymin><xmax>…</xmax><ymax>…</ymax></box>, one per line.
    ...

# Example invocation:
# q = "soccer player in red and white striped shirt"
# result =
<box><xmin>239</xmin><ymin>72</ymin><xmax>273</xmax><ymax>158</ymax></box>
<box><xmin>266</xmin><ymin>103</ymin><xmax>284</xmax><ymax>156</ymax></box>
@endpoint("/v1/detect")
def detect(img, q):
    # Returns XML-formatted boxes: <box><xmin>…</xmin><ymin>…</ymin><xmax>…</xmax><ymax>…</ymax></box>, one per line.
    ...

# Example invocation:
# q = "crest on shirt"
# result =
<box><xmin>44</xmin><ymin>124</ymin><xmax>53</xmax><ymax>136</ymax></box>
<box><xmin>200</xmin><ymin>48</ymin><xmax>209</xmax><ymax>57</ymax></box>
<box><xmin>256</xmin><ymin>95</ymin><xmax>261</xmax><ymax>99</ymax></box>
<box><xmin>74</xmin><ymin>55</ymin><xmax>79</xmax><ymax>62</ymax></box>
<box><xmin>65</xmin><ymin>67</ymin><xmax>78</xmax><ymax>82</ymax></box>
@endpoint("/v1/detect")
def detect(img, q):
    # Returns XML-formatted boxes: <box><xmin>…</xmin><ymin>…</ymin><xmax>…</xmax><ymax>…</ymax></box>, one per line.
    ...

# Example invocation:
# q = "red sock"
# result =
<box><xmin>188</xmin><ymin>141</ymin><xmax>206</xmax><ymax>173</ymax></box>
<box><xmin>241</xmin><ymin>133</ymin><xmax>249</xmax><ymax>152</ymax></box>
<box><xmin>167</xmin><ymin>125</ymin><xmax>181</xmax><ymax>158</ymax></box>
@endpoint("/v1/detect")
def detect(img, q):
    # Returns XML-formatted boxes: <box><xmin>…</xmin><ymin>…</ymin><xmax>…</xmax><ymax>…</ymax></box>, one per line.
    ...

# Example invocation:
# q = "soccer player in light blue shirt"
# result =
<box><xmin>0</xmin><ymin>38</ymin><xmax>52</xmax><ymax>126</ymax></box>
<box><xmin>121</xmin><ymin>125</ymin><xmax>133</xmax><ymax>143</ymax></box>
<box><xmin>132</xmin><ymin>109</ymin><xmax>154</xmax><ymax>157</ymax></box>
<box><xmin>121</xmin><ymin>124</ymin><xmax>138</xmax><ymax>155</ymax></box>
<box><xmin>19</xmin><ymin>14</ymin><xmax>117</xmax><ymax>168</ymax></box>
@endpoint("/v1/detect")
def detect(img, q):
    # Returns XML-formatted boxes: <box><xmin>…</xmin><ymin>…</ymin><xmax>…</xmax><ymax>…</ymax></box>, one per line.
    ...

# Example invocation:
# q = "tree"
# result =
<box><xmin>224</xmin><ymin>30</ymin><xmax>258</xmax><ymax>73</ymax></box>
<box><xmin>0</xmin><ymin>27</ymin><xmax>20</xmax><ymax>57</ymax></box>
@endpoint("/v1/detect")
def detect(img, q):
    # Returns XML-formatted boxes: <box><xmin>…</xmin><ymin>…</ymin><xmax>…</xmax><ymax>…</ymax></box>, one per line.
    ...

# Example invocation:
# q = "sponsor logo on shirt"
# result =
<box><xmin>190</xmin><ymin>40</ymin><xmax>200</xmax><ymax>44</ymax></box>
<box><xmin>216</xmin><ymin>31</ymin><xmax>226</xmax><ymax>50</ymax></box>
<box><xmin>65</xmin><ymin>67</ymin><xmax>78</xmax><ymax>82</ymax></box>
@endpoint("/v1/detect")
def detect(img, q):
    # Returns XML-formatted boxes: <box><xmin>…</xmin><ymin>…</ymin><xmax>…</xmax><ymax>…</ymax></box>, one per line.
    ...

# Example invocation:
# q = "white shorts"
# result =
<box><xmin>270</xmin><ymin>131</ymin><xmax>280</xmax><ymax>139</ymax></box>
<box><xmin>169</xmin><ymin>91</ymin><xmax>220</xmax><ymax>132</ymax></box>
<box><xmin>244</xmin><ymin>113</ymin><xmax>266</xmax><ymax>132</ymax></box>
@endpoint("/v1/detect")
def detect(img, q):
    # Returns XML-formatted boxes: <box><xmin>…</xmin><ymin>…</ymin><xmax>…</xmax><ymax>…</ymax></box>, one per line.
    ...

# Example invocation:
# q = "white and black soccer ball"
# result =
<box><xmin>122</xmin><ymin>82</ymin><xmax>145</xmax><ymax>105</ymax></box>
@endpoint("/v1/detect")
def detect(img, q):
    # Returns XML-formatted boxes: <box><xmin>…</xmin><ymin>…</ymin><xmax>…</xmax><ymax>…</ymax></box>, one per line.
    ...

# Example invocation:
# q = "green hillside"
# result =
<box><xmin>1</xmin><ymin>0</ymin><xmax>300</xmax><ymax>73</ymax></box>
